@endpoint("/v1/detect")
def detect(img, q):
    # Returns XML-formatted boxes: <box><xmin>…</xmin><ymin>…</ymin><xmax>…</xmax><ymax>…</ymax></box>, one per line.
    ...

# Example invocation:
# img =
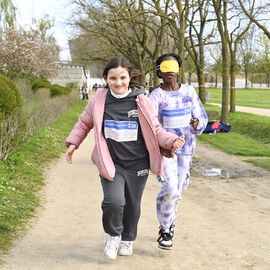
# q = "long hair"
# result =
<box><xmin>155</xmin><ymin>53</ymin><xmax>182</xmax><ymax>78</ymax></box>
<box><xmin>103</xmin><ymin>56</ymin><xmax>143</xmax><ymax>88</ymax></box>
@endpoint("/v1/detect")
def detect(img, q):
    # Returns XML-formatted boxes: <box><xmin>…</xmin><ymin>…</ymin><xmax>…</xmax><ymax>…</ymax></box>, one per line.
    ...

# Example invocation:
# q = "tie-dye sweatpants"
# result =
<box><xmin>157</xmin><ymin>154</ymin><xmax>192</xmax><ymax>229</ymax></box>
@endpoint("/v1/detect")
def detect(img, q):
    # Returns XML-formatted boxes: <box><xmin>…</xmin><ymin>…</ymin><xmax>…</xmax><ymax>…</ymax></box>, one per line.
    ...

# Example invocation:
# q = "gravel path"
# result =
<box><xmin>2</xmin><ymin>131</ymin><xmax>270</xmax><ymax>270</ymax></box>
<box><xmin>209</xmin><ymin>103</ymin><xmax>270</xmax><ymax>117</ymax></box>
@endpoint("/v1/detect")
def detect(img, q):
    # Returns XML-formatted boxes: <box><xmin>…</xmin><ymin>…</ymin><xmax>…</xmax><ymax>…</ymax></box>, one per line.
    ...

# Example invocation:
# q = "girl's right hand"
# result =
<box><xmin>66</xmin><ymin>144</ymin><xmax>76</xmax><ymax>164</ymax></box>
<box><xmin>172</xmin><ymin>135</ymin><xmax>185</xmax><ymax>151</ymax></box>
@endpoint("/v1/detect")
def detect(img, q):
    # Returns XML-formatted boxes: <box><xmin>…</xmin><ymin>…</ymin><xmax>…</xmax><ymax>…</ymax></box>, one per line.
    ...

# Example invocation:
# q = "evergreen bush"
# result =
<box><xmin>31</xmin><ymin>78</ymin><xmax>71</xmax><ymax>97</ymax></box>
<box><xmin>31</xmin><ymin>78</ymin><xmax>51</xmax><ymax>91</ymax></box>
<box><xmin>50</xmin><ymin>84</ymin><xmax>71</xmax><ymax>97</ymax></box>
<box><xmin>0</xmin><ymin>74</ymin><xmax>23</xmax><ymax>120</ymax></box>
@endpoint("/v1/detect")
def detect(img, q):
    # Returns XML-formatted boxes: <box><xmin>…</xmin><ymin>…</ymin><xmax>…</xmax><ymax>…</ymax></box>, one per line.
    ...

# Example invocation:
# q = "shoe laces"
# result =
<box><xmin>120</xmin><ymin>241</ymin><xmax>133</xmax><ymax>249</ymax></box>
<box><xmin>169</xmin><ymin>224</ymin><xmax>175</xmax><ymax>237</ymax></box>
<box><xmin>106</xmin><ymin>236</ymin><xmax>120</xmax><ymax>250</ymax></box>
<box><xmin>158</xmin><ymin>228</ymin><xmax>172</xmax><ymax>242</ymax></box>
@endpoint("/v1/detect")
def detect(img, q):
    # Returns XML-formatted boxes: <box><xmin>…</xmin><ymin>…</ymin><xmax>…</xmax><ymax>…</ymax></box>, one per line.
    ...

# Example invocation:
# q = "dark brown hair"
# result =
<box><xmin>103</xmin><ymin>56</ymin><xmax>144</xmax><ymax>88</ymax></box>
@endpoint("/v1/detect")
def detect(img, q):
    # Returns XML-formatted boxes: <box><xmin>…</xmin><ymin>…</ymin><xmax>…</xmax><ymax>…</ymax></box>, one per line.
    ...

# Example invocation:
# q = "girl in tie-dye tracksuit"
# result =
<box><xmin>149</xmin><ymin>53</ymin><xmax>208</xmax><ymax>249</ymax></box>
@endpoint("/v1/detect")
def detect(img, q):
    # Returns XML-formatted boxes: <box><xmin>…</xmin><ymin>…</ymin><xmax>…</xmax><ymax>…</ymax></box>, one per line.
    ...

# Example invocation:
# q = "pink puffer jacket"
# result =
<box><xmin>66</xmin><ymin>89</ymin><xmax>178</xmax><ymax>181</ymax></box>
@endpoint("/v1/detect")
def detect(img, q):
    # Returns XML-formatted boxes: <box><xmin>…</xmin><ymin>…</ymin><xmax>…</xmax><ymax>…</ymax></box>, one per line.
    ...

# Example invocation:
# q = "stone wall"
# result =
<box><xmin>49</xmin><ymin>62</ymin><xmax>88</xmax><ymax>88</ymax></box>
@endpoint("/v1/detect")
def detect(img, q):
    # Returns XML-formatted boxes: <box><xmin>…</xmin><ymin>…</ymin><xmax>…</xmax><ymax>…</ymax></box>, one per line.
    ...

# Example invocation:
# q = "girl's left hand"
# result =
<box><xmin>190</xmin><ymin>118</ymin><xmax>199</xmax><ymax>129</ymax></box>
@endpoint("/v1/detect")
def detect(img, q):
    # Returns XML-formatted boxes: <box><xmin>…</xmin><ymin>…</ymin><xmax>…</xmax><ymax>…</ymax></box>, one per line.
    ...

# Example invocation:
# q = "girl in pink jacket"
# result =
<box><xmin>65</xmin><ymin>56</ymin><xmax>185</xmax><ymax>260</ymax></box>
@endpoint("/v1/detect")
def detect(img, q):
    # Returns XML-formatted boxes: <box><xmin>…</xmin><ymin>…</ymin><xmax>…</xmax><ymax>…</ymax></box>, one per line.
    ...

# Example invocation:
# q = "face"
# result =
<box><xmin>160</xmin><ymin>56</ymin><xmax>179</xmax><ymax>83</ymax></box>
<box><xmin>106</xmin><ymin>66</ymin><xmax>131</xmax><ymax>95</ymax></box>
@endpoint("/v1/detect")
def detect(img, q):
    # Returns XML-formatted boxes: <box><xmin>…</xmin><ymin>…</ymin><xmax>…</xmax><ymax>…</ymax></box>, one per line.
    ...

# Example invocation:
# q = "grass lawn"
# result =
<box><xmin>201</xmin><ymin>103</ymin><xmax>270</xmax><ymax>170</ymax></box>
<box><xmin>199</xmin><ymin>132</ymin><xmax>270</xmax><ymax>156</ymax></box>
<box><xmin>201</xmin><ymin>88</ymin><xmax>270</xmax><ymax>109</ymax></box>
<box><xmin>245</xmin><ymin>158</ymin><xmax>270</xmax><ymax>171</ymax></box>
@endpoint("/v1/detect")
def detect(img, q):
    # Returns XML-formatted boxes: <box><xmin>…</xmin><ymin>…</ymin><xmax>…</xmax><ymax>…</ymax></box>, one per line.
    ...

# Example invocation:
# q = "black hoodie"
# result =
<box><xmin>103</xmin><ymin>86</ymin><xmax>150</xmax><ymax>169</ymax></box>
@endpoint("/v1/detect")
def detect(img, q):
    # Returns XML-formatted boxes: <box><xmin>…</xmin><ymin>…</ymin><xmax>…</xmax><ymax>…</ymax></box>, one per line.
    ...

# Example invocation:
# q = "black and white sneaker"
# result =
<box><xmin>157</xmin><ymin>227</ymin><xmax>173</xmax><ymax>249</ymax></box>
<box><xmin>169</xmin><ymin>224</ymin><xmax>175</xmax><ymax>239</ymax></box>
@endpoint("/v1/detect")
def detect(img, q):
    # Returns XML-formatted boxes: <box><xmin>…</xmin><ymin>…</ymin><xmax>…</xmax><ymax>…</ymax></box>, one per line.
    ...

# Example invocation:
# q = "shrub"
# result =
<box><xmin>50</xmin><ymin>84</ymin><xmax>71</xmax><ymax>97</ymax></box>
<box><xmin>31</xmin><ymin>78</ymin><xmax>51</xmax><ymax>91</ymax></box>
<box><xmin>30</xmin><ymin>78</ymin><xmax>71</xmax><ymax>97</ymax></box>
<box><xmin>0</xmin><ymin>78</ymin><xmax>78</xmax><ymax>161</ymax></box>
<box><xmin>0</xmin><ymin>109</ymin><xmax>27</xmax><ymax>160</ymax></box>
<box><xmin>0</xmin><ymin>74</ymin><xmax>23</xmax><ymax>120</ymax></box>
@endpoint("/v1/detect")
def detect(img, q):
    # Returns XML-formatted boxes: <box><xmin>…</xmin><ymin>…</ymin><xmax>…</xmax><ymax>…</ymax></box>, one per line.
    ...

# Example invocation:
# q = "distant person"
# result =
<box><xmin>92</xmin><ymin>83</ymin><xmax>98</xmax><ymax>92</ymax></box>
<box><xmin>65</xmin><ymin>56</ymin><xmax>185</xmax><ymax>260</ymax></box>
<box><xmin>149</xmin><ymin>53</ymin><xmax>208</xmax><ymax>250</ymax></box>
<box><xmin>81</xmin><ymin>85</ymin><xmax>88</xmax><ymax>100</ymax></box>
<box><xmin>84</xmin><ymin>86</ymin><xmax>89</xmax><ymax>100</ymax></box>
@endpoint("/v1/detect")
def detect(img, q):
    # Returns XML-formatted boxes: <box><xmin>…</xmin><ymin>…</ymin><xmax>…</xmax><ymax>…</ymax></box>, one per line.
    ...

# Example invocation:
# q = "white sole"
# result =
<box><xmin>158</xmin><ymin>244</ymin><xmax>173</xmax><ymax>250</ymax></box>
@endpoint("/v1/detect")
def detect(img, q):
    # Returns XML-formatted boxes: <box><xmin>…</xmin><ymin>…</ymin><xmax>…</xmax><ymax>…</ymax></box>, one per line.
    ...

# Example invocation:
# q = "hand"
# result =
<box><xmin>66</xmin><ymin>144</ymin><xmax>76</xmax><ymax>164</ymax></box>
<box><xmin>172</xmin><ymin>135</ymin><xmax>185</xmax><ymax>151</ymax></box>
<box><xmin>162</xmin><ymin>149</ymin><xmax>175</xmax><ymax>158</ymax></box>
<box><xmin>190</xmin><ymin>118</ymin><xmax>199</xmax><ymax>129</ymax></box>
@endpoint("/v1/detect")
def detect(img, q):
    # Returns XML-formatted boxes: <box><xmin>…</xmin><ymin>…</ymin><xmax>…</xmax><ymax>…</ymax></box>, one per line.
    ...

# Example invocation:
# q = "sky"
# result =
<box><xmin>13</xmin><ymin>0</ymin><xmax>75</xmax><ymax>61</ymax></box>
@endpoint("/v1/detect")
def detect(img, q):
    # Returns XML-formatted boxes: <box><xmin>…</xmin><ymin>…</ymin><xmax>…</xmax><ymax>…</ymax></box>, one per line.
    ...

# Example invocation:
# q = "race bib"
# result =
<box><xmin>162</xmin><ymin>106</ymin><xmax>191</xmax><ymax>128</ymax></box>
<box><xmin>104</xmin><ymin>120</ymin><xmax>138</xmax><ymax>142</ymax></box>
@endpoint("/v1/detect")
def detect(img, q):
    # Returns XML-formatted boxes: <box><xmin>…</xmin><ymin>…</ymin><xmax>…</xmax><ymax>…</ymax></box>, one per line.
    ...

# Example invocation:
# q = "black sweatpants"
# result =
<box><xmin>100</xmin><ymin>165</ymin><xmax>149</xmax><ymax>241</ymax></box>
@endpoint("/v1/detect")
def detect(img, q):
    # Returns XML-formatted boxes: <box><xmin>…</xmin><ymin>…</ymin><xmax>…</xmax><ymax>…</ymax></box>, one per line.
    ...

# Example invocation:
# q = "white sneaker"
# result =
<box><xmin>104</xmin><ymin>235</ymin><xmax>121</xmax><ymax>260</ymax></box>
<box><xmin>119</xmin><ymin>240</ymin><xmax>133</xmax><ymax>256</ymax></box>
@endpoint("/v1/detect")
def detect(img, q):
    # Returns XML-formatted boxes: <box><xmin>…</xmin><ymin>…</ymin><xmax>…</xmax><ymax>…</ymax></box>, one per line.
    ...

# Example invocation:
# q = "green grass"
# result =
<box><xmin>203</xmin><ymin>103</ymin><xmax>270</xmax><ymax>144</ymax></box>
<box><xmin>203</xmin><ymin>88</ymin><xmax>270</xmax><ymax>109</ymax></box>
<box><xmin>228</xmin><ymin>112</ymin><xmax>270</xmax><ymax>144</ymax></box>
<box><xmin>245</xmin><ymin>158</ymin><xmax>270</xmax><ymax>171</ymax></box>
<box><xmin>200</xmin><ymin>103</ymin><xmax>270</xmax><ymax>170</ymax></box>
<box><xmin>0</xmin><ymin>100</ymin><xmax>86</xmax><ymax>258</ymax></box>
<box><xmin>199</xmin><ymin>132</ymin><xmax>270</xmax><ymax>156</ymax></box>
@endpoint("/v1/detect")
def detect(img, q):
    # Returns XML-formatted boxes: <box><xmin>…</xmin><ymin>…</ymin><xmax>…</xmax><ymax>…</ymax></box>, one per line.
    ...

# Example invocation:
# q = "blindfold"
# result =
<box><xmin>160</xmin><ymin>60</ymin><xmax>179</xmax><ymax>73</ymax></box>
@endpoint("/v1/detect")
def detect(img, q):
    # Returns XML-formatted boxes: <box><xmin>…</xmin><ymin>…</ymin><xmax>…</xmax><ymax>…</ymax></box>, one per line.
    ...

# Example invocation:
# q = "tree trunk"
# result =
<box><xmin>188</xmin><ymin>73</ymin><xmax>192</xmax><ymax>84</ymax></box>
<box><xmin>153</xmin><ymin>59</ymin><xmax>160</xmax><ymax>87</ymax></box>
<box><xmin>221</xmin><ymin>57</ymin><xmax>230</xmax><ymax>124</ymax></box>
<box><xmin>213</xmin><ymin>0</ymin><xmax>229</xmax><ymax>124</ymax></box>
<box><xmin>230</xmin><ymin>56</ymin><xmax>236</xmax><ymax>112</ymax></box>
<box><xmin>197</xmin><ymin>67</ymin><xmax>206</xmax><ymax>104</ymax></box>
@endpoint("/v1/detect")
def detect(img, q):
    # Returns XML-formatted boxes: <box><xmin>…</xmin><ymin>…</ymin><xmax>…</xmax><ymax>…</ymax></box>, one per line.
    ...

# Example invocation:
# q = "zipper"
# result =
<box><xmin>136</xmin><ymin>97</ymin><xmax>160</xmax><ymax>151</ymax></box>
<box><xmin>136</xmin><ymin>98</ymin><xmax>154</xmax><ymax>131</ymax></box>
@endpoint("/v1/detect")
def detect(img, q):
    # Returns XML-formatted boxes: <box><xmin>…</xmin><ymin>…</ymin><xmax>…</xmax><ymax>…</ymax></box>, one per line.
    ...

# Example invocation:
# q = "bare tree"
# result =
<box><xmin>184</xmin><ymin>0</ymin><xmax>216</xmax><ymax>104</ymax></box>
<box><xmin>144</xmin><ymin>0</ymin><xmax>189</xmax><ymax>82</ymax></box>
<box><xmin>238</xmin><ymin>26</ymin><xmax>256</xmax><ymax>88</ymax></box>
<box><xmin>0</xmin><ymin>0</ymin><xmax>16</xmax><ymax>27</ymax></box>
<box><xmin>226</xmin><ymin>1</ymin><xmax>252</xmax><ymax>112</ymax></box>
<box><xmin>257</xmin><ymin>34</ymin><xmax>270</xmax><ymax>87</ymax></box>
<box><xmin>70</xmin><ymin>0</ymin><xmax>168</xmax><ymax>83</ymax></box>
<box><xmin>212</xmin><ymin>0</ymin><xmax>230</xmax><ymax>124</ymax></box>
<box><xmin>237</xmin><ymin>0</ymin><xmax>270</xmax><ymax>39</ymax></box>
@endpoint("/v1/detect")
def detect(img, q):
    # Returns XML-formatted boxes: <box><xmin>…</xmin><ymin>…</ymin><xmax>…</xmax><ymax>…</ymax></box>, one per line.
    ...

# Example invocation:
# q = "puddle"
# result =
<box><xmin>203</xmin><ymin>168</ymin><xmax>237</xmax><ymax>179</ymax></box>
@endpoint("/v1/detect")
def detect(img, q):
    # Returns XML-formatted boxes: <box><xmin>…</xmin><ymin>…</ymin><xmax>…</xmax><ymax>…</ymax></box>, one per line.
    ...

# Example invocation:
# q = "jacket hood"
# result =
<box><xmin>128</xmin><ymin>86</ymin><xmax>145</xmax><ymax>97</ymax></box>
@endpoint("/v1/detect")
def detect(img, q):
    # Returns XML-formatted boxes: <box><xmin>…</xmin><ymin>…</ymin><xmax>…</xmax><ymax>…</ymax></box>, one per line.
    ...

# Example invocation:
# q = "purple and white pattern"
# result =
<box><xmin>149</xmin><ymin>84</ymin><xmax>208</xmax><ymax>229</ymax></box>
<box><xmin>149</xmin><ymin>84</ymin><xmax>208</xmax><ymax>156</ymax></box>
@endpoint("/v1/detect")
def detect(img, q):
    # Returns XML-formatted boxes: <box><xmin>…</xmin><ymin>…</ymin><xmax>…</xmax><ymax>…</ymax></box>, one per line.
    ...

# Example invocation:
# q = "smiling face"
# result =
<box><xmin>160</xmin><ymin>56</ymin><xmax>179</xmax><ymax>84</ymax></box>
<box><xmin>106</xmin><ymin>66</ymin><xmax>131</xmax><ymax>95</ymax></box>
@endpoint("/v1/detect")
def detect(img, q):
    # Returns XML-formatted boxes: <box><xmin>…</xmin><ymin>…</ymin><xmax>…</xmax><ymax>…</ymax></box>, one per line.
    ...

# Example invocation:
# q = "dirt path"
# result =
<box><xmin>209</xmin><ymin>103</ymin><xmax>270</xmax><ymax>117</ymax></box>
<box><xmin>2</xmin><ymin>132</ymin><xmax>270</xmax><ymax>270</ymax></box>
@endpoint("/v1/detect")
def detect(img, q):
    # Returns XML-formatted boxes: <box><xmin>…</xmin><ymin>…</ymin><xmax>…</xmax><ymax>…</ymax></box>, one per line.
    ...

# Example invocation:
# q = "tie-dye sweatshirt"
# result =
<box><xmin>149</xmin><ymin>84</ymin><xmax>208</xmax><ymax>156</ymax></box>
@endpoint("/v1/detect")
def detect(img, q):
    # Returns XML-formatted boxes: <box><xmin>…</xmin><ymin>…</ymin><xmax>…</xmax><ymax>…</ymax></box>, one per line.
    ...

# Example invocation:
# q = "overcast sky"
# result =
<box><xmin>13</xmin><ymin>0</ymin><xmax>75</xmax><ymax>61</ymax></box>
